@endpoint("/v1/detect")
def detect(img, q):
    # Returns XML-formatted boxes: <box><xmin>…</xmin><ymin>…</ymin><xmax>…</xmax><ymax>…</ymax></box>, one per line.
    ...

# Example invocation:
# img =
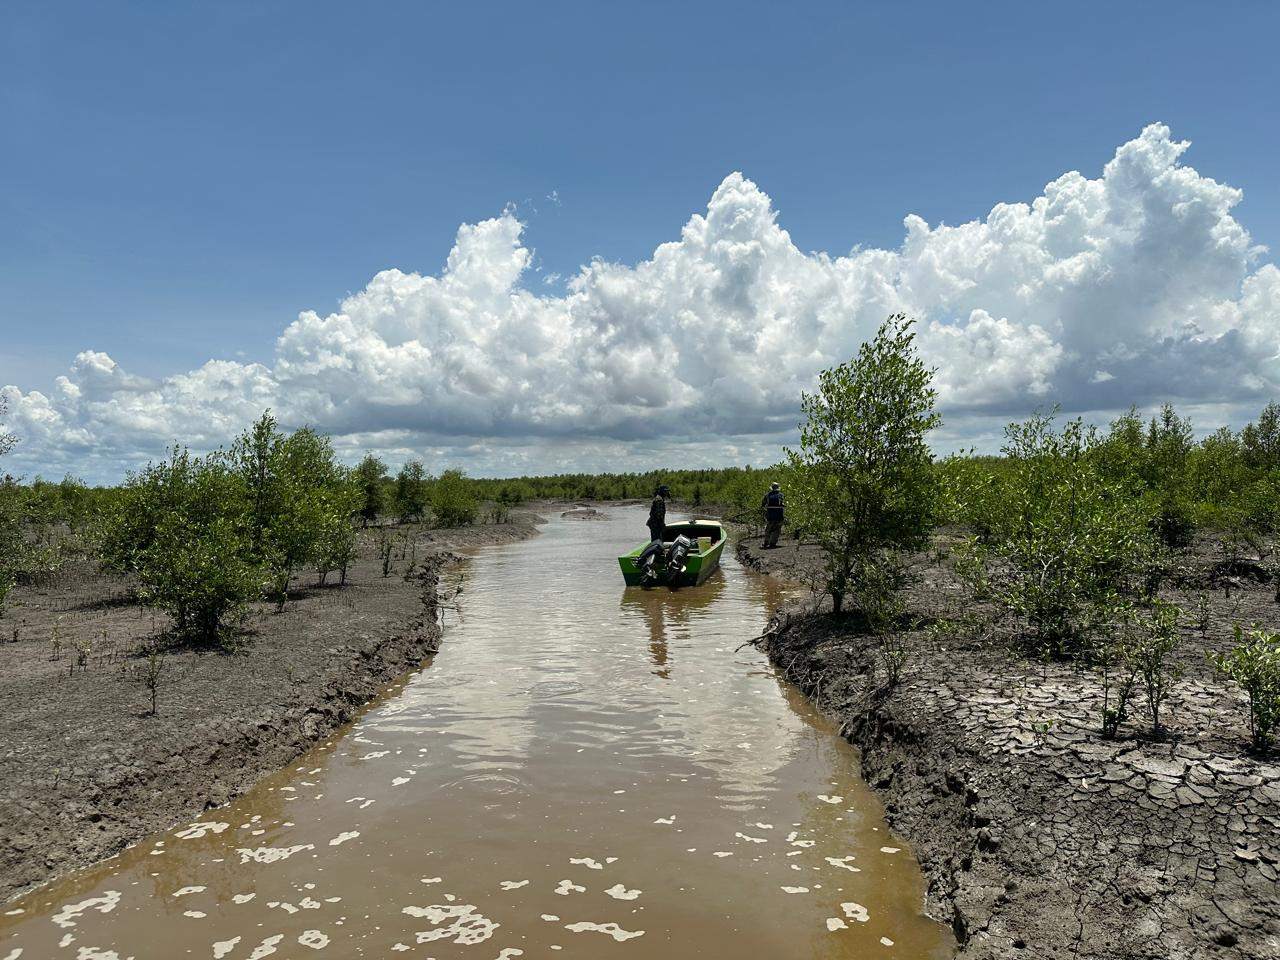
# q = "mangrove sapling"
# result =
<box><xmin>1211</xmin><ymin>625</ymin><xmax>1280</xmax><ymax>753</ymax></box>
<box><xmin>377</xmin><ymin>530</ymin><xmax>394</xmax><ymax>578</ymax></box>
<box><xmin>49</xmin><ymin>617</ymin><xmax>63</xmax><ymax>661</ymax></box>
<box><xmin>136</xmin><ymin>644</ymin><xmax>166</xmax><ymax>715</ymax></box>
<box><xmin>71</xmin><ymin>633</ymin><xmax>92</xmax><ymax>677</ymax></box>
<box><xmin>786</xmin><ymin>314</ymin><xmax>940</xmax><ymax>616</ymax></box>
<box><xmin>1130</xmin><ymin>601</ymin><xmax>1183</xmax><ymax>737</ymax></box>
<box><xmin>1092</xmin><ymin>625</ymin><xmax>1140</xmax><ymax>739</ymax></box>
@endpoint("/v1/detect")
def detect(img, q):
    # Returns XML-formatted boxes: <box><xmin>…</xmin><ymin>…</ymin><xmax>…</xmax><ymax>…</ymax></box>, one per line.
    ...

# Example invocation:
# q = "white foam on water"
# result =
<box><xmin>174</xmin><ymin>822</ymin><xmax>228</xmax><ymax>840</ymax></box>
<box><xmin>232</xmin><ymin>893</ymin><xmax>255</xmax><ymax>904</ymax></box>
<box><xmin>825</xmin><ymin>856</ymin><xmax>861</xmax><ymax>872</ymax></box>
<box><xmin>826</xmin><ymin>918</ymin><xmax>848</xmax><ymax>931</ymax></box>
<box><xmin>2</xmin><ymin>949</ymin><xmax>21</xmax><ymax>960</ymax></box>
<box><xmin>499</xmin><ymin>880</ymin><xmax>529</xmax><ymax>890</ymax></box>
<box><xmin>297</xmin><ymin>930</ymin><xmax>330</xmax><ymax>950</ymax></box>
<box><xmin>247</xmin><ymin>934</ymin><xmax>284</xmax><ymax>958</ymax></box>
<box><xmin>212</xmin><ymin>936</ymin><xmax>240</xmax><ymax>958</ymax></box>
<box><xmin>653</xmin><ymin>816</ymin><xmax>675</xmax><ymax>825</ymax></box>
<box><xmin>74</xmin><ymin>948</ymin><xmax>126</xmax><ymax>960</ymax></box>
<box><xmin>568</xmin><ymin>857</ymin><xmax>602</xmax><ymax>870</ymax></box>
<box><xmin>841</xmin><ymin>902</ymin><xmax>870</xmax><ymax>923</ymax></box>
<box><xmin>52</xmin><ymin>891</ymin><xmax>122</xmax><ymax>929</ymax></box>
<box><xmin>735</xmin><ymin>833</ymin><xmax>767</xmax><ymax>843</ymax></box>
<box><xmin>604</xmin><ymin>884</ymin><xmax>641</xmax><ymax>901</ymax></box>
<box><xmin>540</xmin><ymin>914</ymin><xmax>560</xmax><ymax>922</ymax></box>
<box><xmin>328</xmin><ymin>832</ymin><xmax>359</xmax><ymax>846</ymax></box>
<box><xmin>881</xmin><ymin>937</ymin><xmax>895</xmax><ymax>946</ymax></box>
<box><xmin>391</xmin><ymin>777</ymin><xmax>410</xmax><ymax>786</ymax></box>
<box><xmin>554</xmin><ymin>880</ymin><xmax>585</xmax><ymax>896</ymax></box>
<box><xmin>712</xmin><ymin>851</ymin><xmax>733</xmax><ymax>858</ymax></box>
<box><xmin>173</xmin><ymin>886</ymin><xmax>206</xmax><ymax>897</ymax></box>
<box><xmin>781</xmin><ymin>886</ymin><xmax>809</xmax><ymax>894</ymax></box>
<box><xmin>818</xmin><ymin>795</ymin><xmax>843</xmax><ymax>804</ymax></box>
<box><xmin>183</xmin><ymin>910</ymin><xmax>206</xmax><ymax>918</ymax></box>
<box><xmin>563</xmin><ymin>921</ymin><xmax>644</xmax><ymax>942</ymax></box>
<box><xmin>403</xmin><ymin>903</ymin><xmax>498</xmax><ymax>945</ymax></box>
<box><xmin>880</xmin><ymin>846</ymin><xmax>901</xmax><ymax>854</ymax></box>
<box><xmin>237</xmin><ymin>844</ymin><xmax>314</xmax><ymax>864</ymax></box>
<box><xmin>495</xmin><ymin>950</ymin><xmax>523</xmax><ymax>959</ymax></box>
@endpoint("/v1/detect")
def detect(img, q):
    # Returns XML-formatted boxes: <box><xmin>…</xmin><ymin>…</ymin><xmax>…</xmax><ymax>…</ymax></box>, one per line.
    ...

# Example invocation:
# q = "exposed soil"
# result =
<box><xmin>738</xmin><ymin>530</ymin><xmax>1280</xmax><ymax>960</ymax></box>
<box><xmin>0</xmin><ymin>511</ymin><xmax>542</xmax><ymax>904</ymax></box>
<box><xmin>561</xmin><ymin>506</ymin><xmax>609</xmax><ymax>520</ymax></box>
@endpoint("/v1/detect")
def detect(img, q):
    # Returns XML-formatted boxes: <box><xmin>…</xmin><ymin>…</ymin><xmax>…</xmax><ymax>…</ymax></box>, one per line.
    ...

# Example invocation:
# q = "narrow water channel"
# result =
<box><xmin>0</xmin><ymin>507</ymin><xmax>950</xmax><ymax>960</ymax></box>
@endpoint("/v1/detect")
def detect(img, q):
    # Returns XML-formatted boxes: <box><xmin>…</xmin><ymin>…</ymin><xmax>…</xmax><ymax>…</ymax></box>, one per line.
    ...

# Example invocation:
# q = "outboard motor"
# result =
<box><xmin>638</xmin><ymin>539</ymin><xmax>665</xmax><ymax>584</ymax></box>
<box><xmin>665</xmin><ymin>534</ymin><xmax>694</xmax><ymax>578</ymax></box>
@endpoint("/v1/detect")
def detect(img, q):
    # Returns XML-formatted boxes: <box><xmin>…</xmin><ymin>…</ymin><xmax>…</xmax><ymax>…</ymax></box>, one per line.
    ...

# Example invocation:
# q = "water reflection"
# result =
<box><xmin>0</xmin><ymin>507</ymin><xmax>950</xmax><ymax>960</ymax></box>
<box><xmin>619</xmin><ymin>572</ymin><xmax>727</xmax><ymax>678</ymax></box>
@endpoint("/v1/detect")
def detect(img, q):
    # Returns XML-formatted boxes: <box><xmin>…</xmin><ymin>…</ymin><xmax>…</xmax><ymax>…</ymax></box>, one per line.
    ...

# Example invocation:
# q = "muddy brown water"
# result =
<box><xmin>0</xmin><ymin>508</ymin><xmax>950</xmax><ymax>959</ymax></box>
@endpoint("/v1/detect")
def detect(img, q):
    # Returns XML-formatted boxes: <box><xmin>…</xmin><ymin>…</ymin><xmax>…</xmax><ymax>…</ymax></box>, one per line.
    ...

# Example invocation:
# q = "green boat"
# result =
<box><xmin>618</xmin><ymin>520</ymin><xmax>727</xmax><ymax>588</ymax></box>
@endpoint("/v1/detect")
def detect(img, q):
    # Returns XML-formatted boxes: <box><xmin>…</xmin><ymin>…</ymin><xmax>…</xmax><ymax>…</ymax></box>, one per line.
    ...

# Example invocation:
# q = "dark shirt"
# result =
<box><xmin>648</xmin><ymin>495</ymin><xmax>666</xmax><ymax>534</ymax></box>
<box><xmin>762</xmin><ymin>490</ymin><xmax>784</xmax><ymax>520</ymax></box>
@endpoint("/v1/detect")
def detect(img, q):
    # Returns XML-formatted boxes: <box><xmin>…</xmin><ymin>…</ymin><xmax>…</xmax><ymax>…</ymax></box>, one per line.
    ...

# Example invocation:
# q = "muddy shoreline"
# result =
<box><xmin>737</xmin><ymin>533</ymin><xmax>1280</xmax><ymax>960</ymax></box>
<box><xmin>0</xmin><ymin>513</ymin><xmax>542</xmax><ymax>904</ymax></box>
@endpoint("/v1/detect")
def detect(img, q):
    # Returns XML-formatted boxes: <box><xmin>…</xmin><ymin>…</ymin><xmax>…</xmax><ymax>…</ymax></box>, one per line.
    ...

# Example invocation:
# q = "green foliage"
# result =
<box><xmin>99</xmin><ymin>412</ymin><xmax>357</xmax><ymax>643</ymax></box>
<box><xmin>395</xmin><ymin>459</ymin><xmax>429</xmax><ymax>522</ymax></box>
<box><xmin>354</xmin><ymin>454</ymin><xmax>389</xmax><ymax>525</ymax></box>
<box><xmin>230</xmin><ymin>413</ymin><xmax>345</xmax><ymax>610</ymax></box>
<box><xmin>1212</xmin><ymin>624</ymin><xmax>1280</xmax><ymax>753</ymax></box>
<box><xmin>958</xmin><ymin>412</ymin><xmax>1157</xmax><ymax>658</ymax></box>
<box><xmin>1129</xmin><ymin>600</ymin><xmax>1183</xmax><ymax>736</ymax></box>
<box><xmin>785</xmin><ymin>314</ymin><xmax>940</xmax><ymax>615</ymax></box>
<box><xmin>431</xmin><ymin>469</ymin><xmax>478</xmax><ymax>527</ymax></box>
<box><xmin>123</xmin><ymin>448</ymin><xmax>262</xmax><ymax>644</ymax></box>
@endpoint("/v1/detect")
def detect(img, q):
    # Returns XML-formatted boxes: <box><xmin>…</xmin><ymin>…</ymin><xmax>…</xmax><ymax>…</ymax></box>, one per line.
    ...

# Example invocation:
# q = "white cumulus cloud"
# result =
<box><xmin>2</xmin><ymin>123</ymin><xmax>1277</xmax><ymax>482</ymax></box>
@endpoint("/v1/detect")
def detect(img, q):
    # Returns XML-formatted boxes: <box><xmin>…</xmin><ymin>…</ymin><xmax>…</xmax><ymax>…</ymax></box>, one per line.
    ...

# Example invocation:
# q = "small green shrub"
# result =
<box><xmin>1129</xmin><ymin>601</ymin><xmax>1183</xmax><ymax>736</ymax></box>
<box><xmin>1212</xmin><ymin>625</ymin><xmax>1280</xmax><ymax>753</ymax></box>
<box><xmin>431</xmin><ymin>470</ymin><xmax>478</xmax><ymax>527</ymax></box>
<box><xmin>958</xmin><ymin>412</ymin><xmax>1157</xmax><ymax>660</ymax></box>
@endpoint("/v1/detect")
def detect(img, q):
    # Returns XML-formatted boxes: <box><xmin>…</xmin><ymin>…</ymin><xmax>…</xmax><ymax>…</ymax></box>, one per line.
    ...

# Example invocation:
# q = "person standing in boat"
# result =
<box><xmin>648</xmin><ymin>484</ymin><xmax>670</xmax><ymax>543</ymax></box>
<box><xmin>761</xmin><ymin>481</ymin><xmax>784</xmax><ymax>549</ymax></box>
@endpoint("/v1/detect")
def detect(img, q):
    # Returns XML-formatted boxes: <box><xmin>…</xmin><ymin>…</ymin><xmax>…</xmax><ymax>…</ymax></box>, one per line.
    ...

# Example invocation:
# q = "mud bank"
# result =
<box><xmin>0</xmin><ymin>514</ymin><xmax>541</xmax><ymax>904</ymax></box>
<box><xmin>738</xmin><ymin>534</ymin><xmax>1280</xmax><ymax>960</ymax></box>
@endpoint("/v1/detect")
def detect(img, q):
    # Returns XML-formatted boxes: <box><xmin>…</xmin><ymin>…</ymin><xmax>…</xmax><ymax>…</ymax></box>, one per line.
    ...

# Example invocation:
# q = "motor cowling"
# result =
<box><xmin>665</xmin><ymin>534</ymin><xmax>694</xmax><ymax>575</ymax></box>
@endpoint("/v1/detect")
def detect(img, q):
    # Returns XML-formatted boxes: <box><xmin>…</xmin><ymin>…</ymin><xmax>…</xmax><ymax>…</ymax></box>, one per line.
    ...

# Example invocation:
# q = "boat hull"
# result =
<box><xmin>618</xmin><ymin>520</ymin><xmax>727</xmax><ymax>588</ymax></box>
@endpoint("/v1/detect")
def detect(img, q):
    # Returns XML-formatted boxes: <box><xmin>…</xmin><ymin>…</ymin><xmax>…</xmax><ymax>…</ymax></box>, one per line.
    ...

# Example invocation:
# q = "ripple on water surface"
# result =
<box><xmin>0</xmin><ymin>507</ymin><xmax>950</xmax><ymax>959</ymax></box>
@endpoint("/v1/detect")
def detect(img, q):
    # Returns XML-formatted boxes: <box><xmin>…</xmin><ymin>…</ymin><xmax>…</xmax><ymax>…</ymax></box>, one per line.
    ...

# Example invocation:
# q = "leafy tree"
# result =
<box><xmin>395</xmin><ymin>459</ymin><xmax>429</xmax><ymax>522</ymax></box>
<box><xmin>118</xmin><ymin>448</ymin><xmax>261</xmax><ymax>645</ymax></box>
<box><xmin>0</xmin><ymin>398</ymin><xmax>21</xmax><ymax>613</ymax></box>
<box><xmin>315</xmin><ymin>480</ymin><xmax>361</xmax><ymax>586</ymax></box>
<box><xmin>1241</xmin><ymin>401</ymin><xmax>1280</xmax><ymax>471</ymax></box>
<box><xmin>353</xmin><ymin>454</ymin><xmax>389</xmax><ymax>525</ymax></box>
<box><xmin>431</xmin><ymin>469</ymin><xmax>478</xmax><ymax>527</ymax></box>
<box><xmin>230</xmin><ymin>415</ymin><xmax>343</xmax><ymax>609</ymax></box>
<box><xmin>958</xmin><ymin>412</ymin><xmax>1156</xmax><ymax>659</ymax></box>
<box><xmin>785</xmin><ymin>314</ymin><xmax>940</xmax><ymax>615</ymax></box>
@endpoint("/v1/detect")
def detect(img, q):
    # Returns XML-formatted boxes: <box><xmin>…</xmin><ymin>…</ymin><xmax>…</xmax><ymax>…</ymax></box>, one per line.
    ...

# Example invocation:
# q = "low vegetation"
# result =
<box><xmin>4</xmin><ymin>323</ymin><xmax>1280</xmax><ymax>755</ymax></box>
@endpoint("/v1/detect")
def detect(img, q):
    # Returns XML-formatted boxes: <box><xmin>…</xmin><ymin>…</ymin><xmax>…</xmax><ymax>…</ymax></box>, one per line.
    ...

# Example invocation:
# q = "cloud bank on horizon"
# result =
<box><xmin>4</xmin><ymin>123</ymin><xmax>1278</xmax><ymax>482</ymax></box>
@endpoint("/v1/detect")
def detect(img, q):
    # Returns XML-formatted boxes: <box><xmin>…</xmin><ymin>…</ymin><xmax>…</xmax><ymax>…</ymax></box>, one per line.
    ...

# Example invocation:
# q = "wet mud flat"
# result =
<box><xmin>739</xmin><ymin>533</ymin><xmax>1280</xmax><ymax>959</ymax></box>
<box><xmin>0</xmin><ymin>513</ymin><xmax>542</xmax><ymax>904</ymax></box>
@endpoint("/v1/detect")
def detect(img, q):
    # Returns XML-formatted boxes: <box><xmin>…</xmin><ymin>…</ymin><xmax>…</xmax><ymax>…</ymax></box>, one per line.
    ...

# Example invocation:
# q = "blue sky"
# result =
<box><xmin>3</xmin><ymin>1</ymin><xmax>1280</xmax><ymax>480</ymax></box>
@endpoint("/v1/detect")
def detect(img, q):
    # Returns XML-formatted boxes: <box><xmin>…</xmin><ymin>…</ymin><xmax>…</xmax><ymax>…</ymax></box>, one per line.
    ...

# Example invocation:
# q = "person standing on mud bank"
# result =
<box><xmin>648</xmin><ymin>484</ymin><xmax>670</xmax><ymax>542</ymax></box>
<box><xmin>761</xmin><ymin>482</ymin><xmax>784</xmax><ymax>548</ymax></box>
